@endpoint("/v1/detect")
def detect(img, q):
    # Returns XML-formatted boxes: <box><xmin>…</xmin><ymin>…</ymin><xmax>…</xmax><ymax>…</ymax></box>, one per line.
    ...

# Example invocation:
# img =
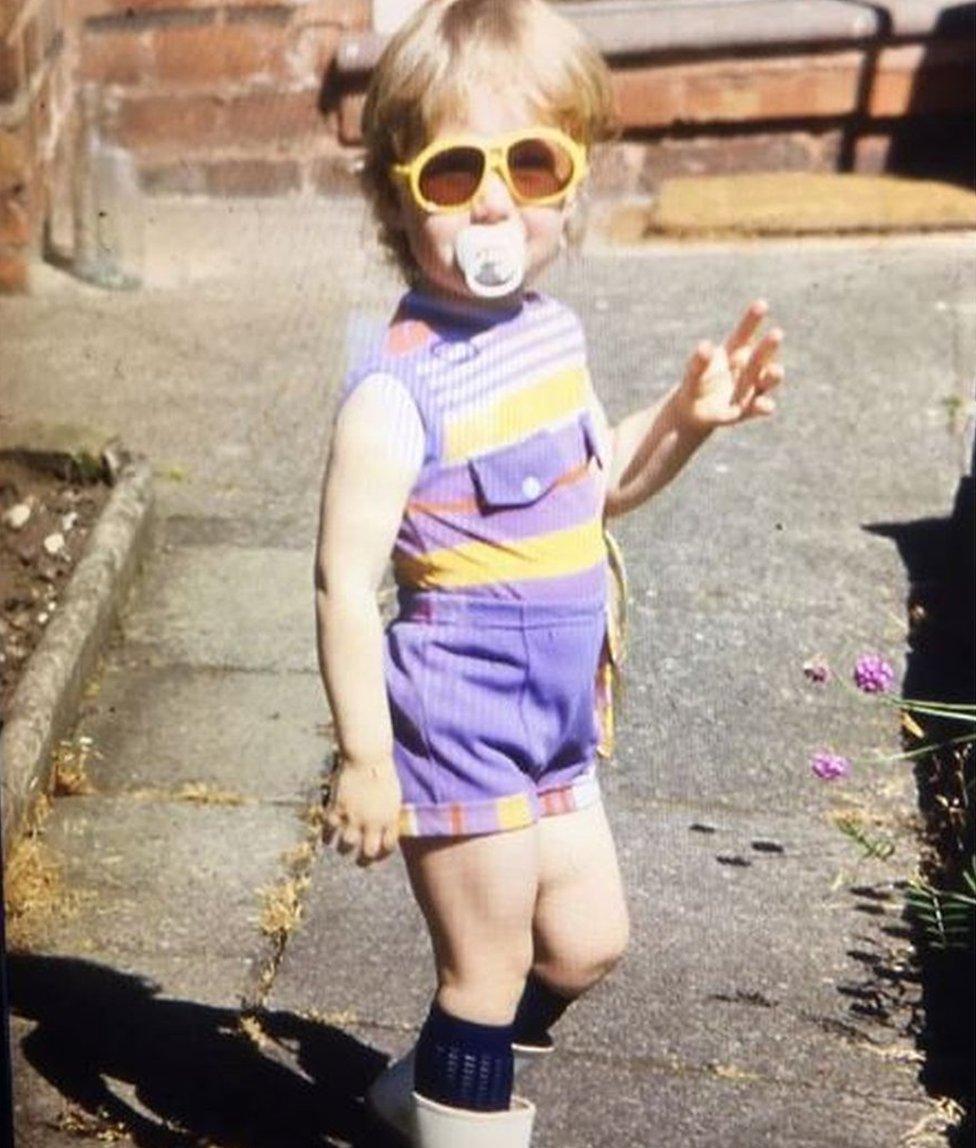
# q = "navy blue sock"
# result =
<box><xmin>511</xmin><ymin>972</ymin><xmax>575</xmax><ymax>1050</ymax></box>
<box><xmin>413</xmin><ymin>1000</ymin><xmax>514</xmax><ymax>1112</ymax></box>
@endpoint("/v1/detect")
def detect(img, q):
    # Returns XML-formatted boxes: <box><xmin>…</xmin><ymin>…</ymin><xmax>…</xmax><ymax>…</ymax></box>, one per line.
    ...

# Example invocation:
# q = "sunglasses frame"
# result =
<box><xmin>391</xmin><ymin>127</ymin><xmax>589</xmax><ymax>214</ymax></box>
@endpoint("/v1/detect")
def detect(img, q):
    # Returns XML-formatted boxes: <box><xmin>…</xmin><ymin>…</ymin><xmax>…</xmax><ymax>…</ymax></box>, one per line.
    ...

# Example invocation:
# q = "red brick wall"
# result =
<box><xmin>1</xmin><ymin>0</ymin><xmax>74</xmax><ymax>290</ymax></box>
<box><xmin>78</xmin><ymin>0</ymin><xmax>369</xmax><ymax>195</ymax></box>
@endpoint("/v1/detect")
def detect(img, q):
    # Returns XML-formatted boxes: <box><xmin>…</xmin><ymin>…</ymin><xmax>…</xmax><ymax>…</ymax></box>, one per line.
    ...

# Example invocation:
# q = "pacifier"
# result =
<box><xmin>454</xmin><ymin>221</ymin><xmax>527</xmax><ymax>299</ymax></box>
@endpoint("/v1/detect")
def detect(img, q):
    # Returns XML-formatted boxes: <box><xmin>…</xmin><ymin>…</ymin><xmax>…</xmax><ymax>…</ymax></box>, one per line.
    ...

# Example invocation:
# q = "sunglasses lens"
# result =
<box><xmin>418</xmin><ymin>146</ymin><xmax>485</xmax><ymax>207</ymax></box>
<box><xmin>507</xmin><ymin>136</ymin><xmax>575</xmax><ymax>200</ymax></box>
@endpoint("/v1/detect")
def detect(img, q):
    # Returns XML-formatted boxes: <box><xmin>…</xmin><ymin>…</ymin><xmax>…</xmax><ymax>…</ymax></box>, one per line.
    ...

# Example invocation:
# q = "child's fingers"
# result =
<box><xmin>334</xmin><ymin>824</ymin><xmax>361</xmax><ymax>856</ymax></box>
<box><xmin>357</xmin><ymin>826</ymin><xmax>385</xmax><ymax>866</ymax></box>
<box><xmin>381</xmin><ymin>822</ymin><xmax>400</xmax><ymax>856</ymax></box>
<box><xmin>757</xmin><ymin>362</ymin><xmax>785</xmax><ymax>394</ymax></box>
<box><xmin>684</xmin><ymin>340</ymin><xmax>714</xmax><ymax>386</ymax></box>
<box><xmin>735</xmin><ymin>329</ymin><xmax>783</xmax><ymax>401</ymax></box>
<box><xmin>724</xmin><ymin>299</ymin><xmax>768</xmax><ymax>356</ymax></box>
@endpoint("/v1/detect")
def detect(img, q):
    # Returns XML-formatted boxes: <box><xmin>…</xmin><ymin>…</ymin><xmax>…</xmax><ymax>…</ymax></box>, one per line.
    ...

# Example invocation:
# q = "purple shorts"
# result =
<box><xmin>385</xmin><ymin>592</ymin><xmax>606</xmax><ymax>838</ymax></box>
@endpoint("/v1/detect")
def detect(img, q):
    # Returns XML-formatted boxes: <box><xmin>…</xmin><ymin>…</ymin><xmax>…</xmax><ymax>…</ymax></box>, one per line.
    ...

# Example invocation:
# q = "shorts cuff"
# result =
<box><xmin>397</xmin><ymin>765</ymin><xmax>602</xmax><ymax>838</ymax></box>
<box><xmin>398</xmin><ymin>790</ymin><xmax>539</xmax><ymax>838</ymax></box>
<box><xmin>537</xmin><ymin>763</ymin><xmax>601</xmax><ymax>818</ymax></box>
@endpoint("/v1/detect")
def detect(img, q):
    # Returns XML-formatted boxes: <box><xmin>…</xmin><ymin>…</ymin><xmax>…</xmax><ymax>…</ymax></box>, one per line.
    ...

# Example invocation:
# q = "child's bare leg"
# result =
<box><xmin>401</xmin><ymin>825</ymin><xmax>539</xmax><ymax>1024</ymax></box>
<box><xmin>530</xmin><ymin>800</ymin><xmax>630</xmax><ymax>997</ymax></box>
<box><xmin>396</xmin><ymin>827</ymin><xmax>539</xmax><ymax>1112</ymax></box>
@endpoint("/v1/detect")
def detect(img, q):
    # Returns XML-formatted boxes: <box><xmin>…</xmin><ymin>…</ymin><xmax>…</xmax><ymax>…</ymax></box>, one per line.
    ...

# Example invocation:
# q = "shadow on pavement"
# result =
<box><xmin>8</xmin><ymin>953</ymin><xmax>401</xmax><ymax>1147</ymax></box>
<box><xmin>866</xmin><ymin>435</ymin><xmax>975</xmax><ymax>1147</ymax></box>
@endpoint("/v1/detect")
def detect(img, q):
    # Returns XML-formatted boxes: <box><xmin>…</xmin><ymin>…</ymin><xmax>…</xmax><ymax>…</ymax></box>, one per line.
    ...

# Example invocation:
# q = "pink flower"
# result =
<box><xmin>853</xmin><ymin>654</ymin><xmax>895</xmax><ymax>694</ymax></box>
<box><xmin>811</xmin><ymin>751</ymin><xmax>852</xmax><ymax>781</ymax></box>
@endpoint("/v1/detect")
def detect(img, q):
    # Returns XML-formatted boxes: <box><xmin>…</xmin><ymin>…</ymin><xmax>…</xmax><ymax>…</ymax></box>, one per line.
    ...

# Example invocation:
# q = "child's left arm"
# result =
<box><xmin>604</xmin><ymin>300</ymin><xmax>784</xmax><ymax>519</ymax></box>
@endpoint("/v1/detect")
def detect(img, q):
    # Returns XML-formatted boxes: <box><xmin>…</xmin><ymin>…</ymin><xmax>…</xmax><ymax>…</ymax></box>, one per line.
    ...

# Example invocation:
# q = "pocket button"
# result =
<box><xmin>521</xmin><ymin>475</ymin><xmax>542</xmax><ymax>499</ymax></box>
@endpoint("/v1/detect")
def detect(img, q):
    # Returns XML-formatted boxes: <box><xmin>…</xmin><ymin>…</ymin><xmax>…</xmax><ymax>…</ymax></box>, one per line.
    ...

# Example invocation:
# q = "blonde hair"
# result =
<box><xmin>361</xmin><ymin>0</ymin><xmax>617</xmax><ymax>281</ymax></box>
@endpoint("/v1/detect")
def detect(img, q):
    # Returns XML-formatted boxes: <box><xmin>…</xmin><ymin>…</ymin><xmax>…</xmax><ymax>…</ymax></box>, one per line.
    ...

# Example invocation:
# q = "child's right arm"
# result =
<box><xmin>314</xmin><ymin>375</ymin><xmax>424</xmax><ymax>866</ymax></box>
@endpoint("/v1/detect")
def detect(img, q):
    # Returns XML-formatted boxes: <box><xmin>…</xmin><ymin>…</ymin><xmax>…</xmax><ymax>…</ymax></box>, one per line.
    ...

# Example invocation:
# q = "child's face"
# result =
<box><xmin>392</xmin><ymin>90</ymin><xmax>577</xmax><ymax>303</ymax></box>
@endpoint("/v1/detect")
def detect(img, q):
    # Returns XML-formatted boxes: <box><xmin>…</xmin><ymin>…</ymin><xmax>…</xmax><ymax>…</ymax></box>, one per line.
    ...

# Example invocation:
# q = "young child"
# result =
<box><xmin>314</xmin><ymin>2</ymin><xmax>784</xmax><ymax>1144</ymax></box>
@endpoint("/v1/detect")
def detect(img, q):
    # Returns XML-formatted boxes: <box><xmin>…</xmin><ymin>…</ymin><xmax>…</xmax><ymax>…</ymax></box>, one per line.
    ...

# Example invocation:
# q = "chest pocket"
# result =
<box><xmin>469</xmin><ymin>411</ymin><xmax>602</xmax><ymax>512</ymax></box>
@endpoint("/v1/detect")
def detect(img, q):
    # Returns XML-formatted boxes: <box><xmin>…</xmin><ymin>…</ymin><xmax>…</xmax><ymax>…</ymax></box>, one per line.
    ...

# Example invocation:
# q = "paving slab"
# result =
<box><xmin>503</xmin><ymin>1053</ymin><xmax>930</xmax><ymax>1148</ymax></box>
<box><xmin>75</xmin><ymin>662</ymin><xmax>330</xmax><ymax>801</ymax></box>
<box><xmin>23</xmin><ymin>797</ymin><xmax>305</xmax><ymax>958</ymax></box>
<box><xmin>123</xmin><ymin>545</ymin><xmax>319</xmax><ymax>673</ymax></box>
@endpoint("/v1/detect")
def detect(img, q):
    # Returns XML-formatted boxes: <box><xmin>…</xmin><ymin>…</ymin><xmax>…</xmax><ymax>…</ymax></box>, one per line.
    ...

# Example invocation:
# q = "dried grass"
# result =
<box><xmin>900</xmin><ymin>1096</ymin><xmax>966</xmax><ymax>1146</ymax></box>
<box><xmin>128</xmin><ymin>783</ymin><xmax>247</xmax><ymax>806</ymax></box>
<box><xmin>238</xmin><ymin>1012</ymin><xmax>273</xmax><ymax>1052</ymax></box>
<box><xmin>51</xmin><ymin>736</ymin><xmax>97</xmax><ymax>796</ymax></box>
<box><xmin>3</xmin><ymin>792</ymin><xmax>84</xmax><ymax>949</ymax></box>
<box><xmin>173</xmin><ymin>782</ymin><xmax>246</xmax><ymax>806</ymax></box>
<box><xmin>52</xmin><ymin>1105</ymin><xmax>129</xmax><ymax>1142</ymax></box>
<box><xmin>257</xmin><ymin>875</ymin><xmax>310</xmax><ymax>943</ymax></box>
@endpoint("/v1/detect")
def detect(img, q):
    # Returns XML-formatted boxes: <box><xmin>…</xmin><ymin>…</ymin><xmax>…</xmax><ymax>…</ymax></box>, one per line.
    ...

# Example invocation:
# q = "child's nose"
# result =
<box><xmin>471</xmin><ymin>169</ymin><xmax>515</xmax><ymax>222</ymax></box>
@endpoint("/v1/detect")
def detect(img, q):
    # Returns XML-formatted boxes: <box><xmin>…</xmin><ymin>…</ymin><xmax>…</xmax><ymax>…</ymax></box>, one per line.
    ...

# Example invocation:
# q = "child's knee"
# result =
<box><xmin>537</xmin><ymin>911</ymin><xmax>630</xmax><ymax>996</ymax></box>
<box><xmin>438</xmin><ymin>931</ymin><xmax>535</xmax><ymax>1023</ymax></box>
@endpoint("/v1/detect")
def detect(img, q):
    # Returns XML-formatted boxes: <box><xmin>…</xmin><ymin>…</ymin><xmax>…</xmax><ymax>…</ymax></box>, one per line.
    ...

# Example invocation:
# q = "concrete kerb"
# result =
<box><xmin>0</xmin><ymin>456</ymin><xmax>155</xmax><ymax>863</ymax></box>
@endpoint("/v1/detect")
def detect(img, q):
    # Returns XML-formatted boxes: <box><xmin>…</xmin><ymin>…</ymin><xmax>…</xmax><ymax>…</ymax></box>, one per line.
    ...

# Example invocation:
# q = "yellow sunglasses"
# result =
<box><xmin>391</xmin><ymin>127</ymin><xmax>588</xmax><ymax>213</ymax></box>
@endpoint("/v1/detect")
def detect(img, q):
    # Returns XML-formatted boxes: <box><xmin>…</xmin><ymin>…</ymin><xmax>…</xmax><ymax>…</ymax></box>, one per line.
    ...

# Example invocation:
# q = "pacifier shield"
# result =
<box><xmin>454</xmin><ymin>222</ymin><xmax>526</xmax><ymax>298</ymax></box>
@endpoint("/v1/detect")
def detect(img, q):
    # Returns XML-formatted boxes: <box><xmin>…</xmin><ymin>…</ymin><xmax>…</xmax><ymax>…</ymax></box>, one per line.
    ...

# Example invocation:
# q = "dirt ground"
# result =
<box><xmin>0</xmin><ymin>457</ymin><xmax>109</xmax><ymax>718</ymax></box>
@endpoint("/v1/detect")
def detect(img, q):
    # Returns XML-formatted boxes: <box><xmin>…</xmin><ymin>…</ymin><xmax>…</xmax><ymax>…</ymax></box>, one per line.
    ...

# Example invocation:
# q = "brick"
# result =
<box><xmin>0</xmin><ymin>0</ymin><xmax>19</xmax><ymax>41</ymax></box>
<box><xmin>588</xmin><ymin>130</ymin><xmax>846</xmax><ymax>197</ymax></box>
<box><xmin>0</xmin><ymin>125</ymin><xmax>29</xmax><ymax>191</ymax></box>
<box><xmin>0</xmin><ymin>188</ymin><xmax>28</xmax><ymax>242</ymax></box>
<box><xmin>867</xmin><ymin>42</ymin><xmax>976</xmax><ymax>118</ymax></box>
<box><xmin>309</xmin><ymin>145</ymin><xmax>361</xmax><ymax>194</ymax></box>
<box><xmin>610</xmin><ymin>45</ymin><xmax>976</xmax><ymax>130</ymax></box>
<box><xmin>291</xmin><ymin>0</ymin><xmax>369</xmax><ymax>31</ymax></box>
<box><xmin>77</xmin><ymin>0</ymin><xmax>369</xmax><ymax>22</ymax></box>
<box><xmin>83</xmin><ymin>21</ymin><xmax>339</xmax><ymax>89</ymax></box>
<box><xmin>109</xmin><ymin>88</ymin><xmax>327</xmax><ymax>151</ymax></box>
<box><xmin>0</xmin><ymin>245</ymin><xmax>29</xmax><ymax>290</ymax></box>
<box><xmin>612</xmin><ymin>52</ymin><xmax>862</xmax><ymax>128</ymax></box>
<box><xmin>79</xmin><ymin>27</ymin><xmax>151</xmax><ymax>85</ymax></box>
<box><xmin>220</xmin><ymin>88</ymin><xmax>327</xmax><ymax>140</ymax></box>
<box><xmin>142</xmin><ymin>154</ymin><xmax>302</xmax><ymax>194</ymax></box>
<box><xmin>0</xmin><ymin>32</ymin><xmax>26</xmax><ymax>102</ymax></box>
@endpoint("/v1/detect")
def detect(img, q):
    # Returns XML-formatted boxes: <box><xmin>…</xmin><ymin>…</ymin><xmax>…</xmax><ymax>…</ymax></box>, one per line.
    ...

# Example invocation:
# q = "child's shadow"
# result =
<box><xmin>8</xmin><ymin>952</ymin><xmax>402</xmax><ymax>1147</ymax></box>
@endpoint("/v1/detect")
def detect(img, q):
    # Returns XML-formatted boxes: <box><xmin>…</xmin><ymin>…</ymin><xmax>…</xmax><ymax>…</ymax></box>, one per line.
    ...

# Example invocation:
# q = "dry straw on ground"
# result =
<box><xmin>3</xmin><ymin>797</ymin><xmax>83</xmax><ymax>949</ymax></box>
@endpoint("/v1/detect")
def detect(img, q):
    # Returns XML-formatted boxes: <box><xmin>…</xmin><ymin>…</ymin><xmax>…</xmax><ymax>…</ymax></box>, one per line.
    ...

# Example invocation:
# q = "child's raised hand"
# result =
<box><xmin>322</xmin><ymin>755</ymin><xmax>402</xmax><ymax>867</ymax></box>
<box><xmin>677</xmin><ymin>300</ymin><xmax>784</xmax><ymax>431</ymax></box>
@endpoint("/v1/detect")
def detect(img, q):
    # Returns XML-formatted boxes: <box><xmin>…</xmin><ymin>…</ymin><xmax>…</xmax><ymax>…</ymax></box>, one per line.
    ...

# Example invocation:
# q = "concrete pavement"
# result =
<box><xmin>2</xmin><ymin>197</ymin><xmax>973</xmax><ymax>1146</ymax></box>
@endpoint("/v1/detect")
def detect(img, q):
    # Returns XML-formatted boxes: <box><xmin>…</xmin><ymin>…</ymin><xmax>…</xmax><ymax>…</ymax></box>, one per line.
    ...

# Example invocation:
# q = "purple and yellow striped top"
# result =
<box><xmin>342</xmin><ymin>288</ymin><xmax>609</xmax><ymax>605</ymax></box>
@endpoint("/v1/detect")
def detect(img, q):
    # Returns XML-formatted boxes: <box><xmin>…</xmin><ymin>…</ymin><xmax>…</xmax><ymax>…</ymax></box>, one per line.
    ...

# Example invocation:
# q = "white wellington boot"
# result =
<box><xmin>366</xmin><ymin>1043</ymin><xmax>551</xmax><ymax>1142</ymax></box>
<box><xmin>413</xmin><ymin>1092</ymin><xmax>535</xmax><ymax>1147</ymax></box>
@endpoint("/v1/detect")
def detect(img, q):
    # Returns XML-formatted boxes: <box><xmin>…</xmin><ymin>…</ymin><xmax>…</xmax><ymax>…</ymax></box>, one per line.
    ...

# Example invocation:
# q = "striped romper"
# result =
<box><xmin>341</xmin><ymin>287</ymin><xmax>618</xmax><ymax>838</ymax></box>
